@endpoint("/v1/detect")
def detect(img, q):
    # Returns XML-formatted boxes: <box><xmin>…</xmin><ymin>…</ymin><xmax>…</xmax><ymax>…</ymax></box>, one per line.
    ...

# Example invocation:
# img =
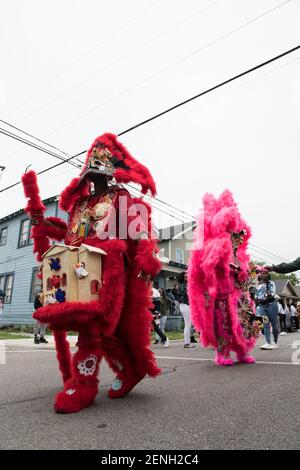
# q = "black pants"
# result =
<box><xmin>292</xmin><ymin>316</ymin><xmax>299</xmax><ymax>330</ymax></box>
<box><xmin>279</xmin><ymin>314</ymin><xmax>286</xmax><ymax>332</ymax></box>
<box><xmin>152</xmin><ymin>321</ymin><xmax>167</xmax><ymax>343</ymax></box>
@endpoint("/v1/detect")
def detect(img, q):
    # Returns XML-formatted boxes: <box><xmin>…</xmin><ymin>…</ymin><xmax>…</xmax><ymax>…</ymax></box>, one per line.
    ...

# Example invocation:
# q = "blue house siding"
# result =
<box><xmin>0</xmin><ymin>198</ymin><xmax>68</xmax><ymax>325</ymax></box>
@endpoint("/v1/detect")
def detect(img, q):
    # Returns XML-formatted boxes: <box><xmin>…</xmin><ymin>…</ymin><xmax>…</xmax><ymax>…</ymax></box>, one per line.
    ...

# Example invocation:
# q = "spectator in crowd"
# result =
<box><xmin>166</xmin><ymin>289</ymin><xmax>176</xmax><ymax>315</ymax></box>
<box><xmin>256</xmin><ymin>271</ymin><xmax>279</xmax><ymax>350</ymax></box>
<box><xmin>177</xmin><ymin>272</ymin><xmax>196</xmax><ymax>349</ymax></box>
<box><xmin>151</xmin><ymin>287</ymin><xmax>169</xmax><ymax>348</ymax></box>
<box><xmin>289</xmin><ymin>300</ymin><xmax>300</xmax><ymax>332</ymax></box>
<box><xmin>278</xmin><ymin>299</ymin><xmax>287</xmax><ymax>335</ymax></box>
<box><xmin>0</xmin><ymin>288</ymin><xmax>4</xmax><ymax>316</ymax></box>
<box><xmin>297</xmin><ymin>302</ymin><xmax>300</xmax><ymax>329</ymax></box>
<box><xmin>33</xmin><ymin>292</ymin><xmax>48</xmax><ymax>344</ymax></box>
<box><xmin>284</xmin><ymin>300</ymin><xmax>294</xmax><ymax>332</ymax></box>
<box><xmin>172</xmin><ymin>282</ymin><xmax>181</xmax><ymax>315</ymax></box>
<box><xmin>154</xmin><ymin>288</ymin><xmax>171</xmax><ymax>344</ymax></box>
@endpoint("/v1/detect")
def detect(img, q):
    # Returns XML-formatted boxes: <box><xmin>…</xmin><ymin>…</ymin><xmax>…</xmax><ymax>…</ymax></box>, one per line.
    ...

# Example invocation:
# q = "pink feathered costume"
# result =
<box><xmin>188</xmin><ymin>190</ymin><xmax>259</xmax><ymax>366</ymax></box>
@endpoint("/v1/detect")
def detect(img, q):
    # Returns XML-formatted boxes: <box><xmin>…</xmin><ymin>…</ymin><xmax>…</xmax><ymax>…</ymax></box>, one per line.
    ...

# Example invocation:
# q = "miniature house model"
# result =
<box><xmin>78</xmin><ymin>244</ymin><xmax>106</xmax><ymax>302</ymax></box>
<box><xmin>42</xmin><ymin>243</ymin><xmax>106</xmax><ymax>304</ymax></box>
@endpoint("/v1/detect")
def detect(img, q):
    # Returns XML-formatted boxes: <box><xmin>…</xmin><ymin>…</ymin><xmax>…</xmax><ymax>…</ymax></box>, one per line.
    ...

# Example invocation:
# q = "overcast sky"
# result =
<box><xmin>0</xmin><ymin>0</ymin><xmax>299</xmax><ymax>266</ymax></box>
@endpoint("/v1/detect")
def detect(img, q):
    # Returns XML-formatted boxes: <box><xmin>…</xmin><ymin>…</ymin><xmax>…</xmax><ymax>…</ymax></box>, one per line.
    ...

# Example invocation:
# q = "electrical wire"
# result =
<box><xmin>0</xmin><ymin>118</ymin><xmax>69</xmax><ymax>157</ymax></box>
<box><xmin>45</xmin><ymin>0</ymin><xmax>294</xmax><ymax>137</ymax></box>
<box><xmin>1</xmin><ymin>44</ymin><xmax>299</xmax><ymax>196</ymax></box>
<box><xmin>249</xmin><ymin>243</ymin><xmax>289</xmax><ymax>262</ymax></box>
<box><xmin>0</xmin><ymin>127</ymin><xmax>81</xmax><ymax>169</ymax></box>
<box><xmin>8</xmin><ymin>0</ymin><xmax>162</xmax><ymax>117</ymax></box>
<box><xmin>15</xmin><ymin>0</ymin><xmax>221</xmax><ymax>126</ymax></box>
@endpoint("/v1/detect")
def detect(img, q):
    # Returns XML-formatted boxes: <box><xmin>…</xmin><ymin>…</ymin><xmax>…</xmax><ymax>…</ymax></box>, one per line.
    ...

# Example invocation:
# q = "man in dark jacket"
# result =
<box><xmin>266</xmin><ymin>257</ymin><xmax>300</xmax><ymax>274</ymax></box>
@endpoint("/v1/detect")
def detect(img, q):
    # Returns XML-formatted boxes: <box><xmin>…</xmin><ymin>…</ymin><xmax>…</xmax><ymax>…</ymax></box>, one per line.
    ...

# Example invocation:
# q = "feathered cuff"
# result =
<box><xmin>134</xmin><ymin>239</ymin><xmax>161</xmax><ymax>278</ymax></box>
<box><xmin>32</xmin><ymin>217</ymin><xmax>67</xmax><ymax>242</ymax></box>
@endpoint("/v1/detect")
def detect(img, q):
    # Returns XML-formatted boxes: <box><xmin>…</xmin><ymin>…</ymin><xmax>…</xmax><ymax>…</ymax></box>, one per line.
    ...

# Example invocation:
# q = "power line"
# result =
<box><xmin>0</xmin><ymin>148</ymin><xmax>85</xmax><ymax>194</ymax></box>
<box><xmin>123</xmin><ymin>55</ymin><xmax>300</xmax><ymax>146</ymax></box>
<box><xmin>125</xmin><ymin>184</ymin><xmax>191</xmax><ymax>224</ymax></box>
<box><xmin>0</xmin><ymin>118</ymin><xmax>69</xmax><ymax>157</ymax></box>
<box><xmin>0</xmin><ymin>127</ymin><xmax>81</xmax><ymax>169</ymax></box>
<box><xmin>249</xmin><ymin>243</ymin><xmax>289</xmax><ymax>262</ymax></box>
<box><xmin>45</xmin><ymin>0</ymin><xmax>293</xmax><ymax>137</ymax></box>
<box><xmin>15</xmin><ymin>0</ymin><xmax>221</xmax><ymax>126</ymax></box>
<box><xmin>8</xmin><ymin>0</ymin><xmax>162</xmax><ymax>117</ymax></box>
<box><xmin>118</xmin><ymin>45</ymin><xmax>300</xmax><ymax>136</ymax></box>
<box><xmin>126</xmin><ymin>183</ymin><xmax>196</xmax><ymax>221</ymax></box>
<box><xmin>1</xmin><ymin>44</ymin><xmax>299</xmax><ymax>194</ymax></box>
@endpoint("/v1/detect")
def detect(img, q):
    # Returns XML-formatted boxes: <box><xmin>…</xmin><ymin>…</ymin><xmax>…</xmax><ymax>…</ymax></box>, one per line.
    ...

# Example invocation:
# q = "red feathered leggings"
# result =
<box><xmin>55</xmin><ymin>325</ymin><xmax>140</xmax><ymax>389</ymax></box>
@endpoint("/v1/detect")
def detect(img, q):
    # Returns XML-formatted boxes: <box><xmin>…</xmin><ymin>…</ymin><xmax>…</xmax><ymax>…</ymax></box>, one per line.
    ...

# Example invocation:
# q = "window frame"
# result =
<box><xmin>29</xmin><ymin>267</ymin><xmax>42</xmax><ymax>303</ymax></box>
<box><xmin>175</xmin><ymin>248</ymin><xmax>184</xmax><ymax>264</ymax></box>
<box><xmin>0</xmin><ymin>272</ymin><xmax>15</xmax><ymax>304</ymax></box>
<box><xmin>18</xmin><ymin>218</ymin><xmax>33</xmax><ymax>248</ymax></box>
<box><xmin>0</xmin><ymin>226</ymin><xmax>8</xmax><ymax>246</ymax></box>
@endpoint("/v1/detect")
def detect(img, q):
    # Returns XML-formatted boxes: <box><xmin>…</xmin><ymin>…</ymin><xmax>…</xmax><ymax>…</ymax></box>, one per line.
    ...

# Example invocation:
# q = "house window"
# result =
<box><xmin>29</xmin><ymin>268</ymin><xmax>42</xmax><ymax>303</ymax></box>
<box><xmin>175</xmin><ymin>248</ymin><xmax>184</xmax><ymax>264</ymax></box>
<box><xmin>18</xmin><ymin>219</ymin><xmax>33</xmax><ymax>248</ymax></box>
<box><xmin>62</xmin><ymin>273</ymin><xmax>67</xmax><ymax>286</ymax></box>
<box><xmin>91</xmin><ymin>280</ymin><xmax>100</xmax><ymax>295</ymax></box>
<box><xmin>0</xmin><ymin>227</ymin><xmax>8</xmax><ymax>246</ymax></box>
<box><xmin>0</xmin><ymin>273</ymin><xmax>14</xmax><ymax>304</ymax></box>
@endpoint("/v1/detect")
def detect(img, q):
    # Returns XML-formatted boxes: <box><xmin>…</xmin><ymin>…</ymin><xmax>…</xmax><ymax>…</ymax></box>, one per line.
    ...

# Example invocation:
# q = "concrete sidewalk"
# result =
<box><xmin>0</xmin><ymin>335</ymin><xmax>78</xmax><ymax>348</ymax></box>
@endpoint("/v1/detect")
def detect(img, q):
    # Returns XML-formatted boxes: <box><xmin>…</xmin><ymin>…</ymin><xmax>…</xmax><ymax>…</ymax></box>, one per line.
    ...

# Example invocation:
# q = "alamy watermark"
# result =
<box><xmin>291</xmin><ymin>340</ymin><xmax>300</xmax><ymax>364</ymax></box>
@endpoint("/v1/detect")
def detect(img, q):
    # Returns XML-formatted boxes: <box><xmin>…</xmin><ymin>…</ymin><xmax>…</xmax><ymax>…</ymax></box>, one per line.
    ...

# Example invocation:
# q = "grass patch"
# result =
<box><xmin>0</xmin><ymin>332</ymin><xmax>31</xmax><ymax>340</ymax></box>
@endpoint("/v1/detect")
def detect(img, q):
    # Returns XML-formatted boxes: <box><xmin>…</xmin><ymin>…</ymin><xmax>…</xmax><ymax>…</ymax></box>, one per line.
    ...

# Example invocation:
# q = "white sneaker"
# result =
<box><xmin>272</xmin><ymin>343</ymin><xmax>279</xmax><ymax>349</ymax></box>
<box><xmin>184</xmin><ymin>343</ymin><xmax>196</xmax><ymax>349</ymax></box>
<box><xmin>163</xmin><ymin>338</ymin><xmax>169</xmax><ymax>348</ymax></box>
<box><xmin>279</xmin><ymin>332</ymin><xmax>287</xmax><ymax>336</ymax></box>
<box><xmin>260</xmin><ymin>343</ymin><xmax>273</xmax><ymax>350</ymax></box>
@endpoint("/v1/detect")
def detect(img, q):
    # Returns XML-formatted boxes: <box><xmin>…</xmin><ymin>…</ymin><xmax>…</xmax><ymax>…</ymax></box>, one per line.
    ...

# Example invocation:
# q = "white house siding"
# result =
<box><xmin>0</xmin><ymin>199</ymin><xmax>68</xmax><ymax>325</ymax></box>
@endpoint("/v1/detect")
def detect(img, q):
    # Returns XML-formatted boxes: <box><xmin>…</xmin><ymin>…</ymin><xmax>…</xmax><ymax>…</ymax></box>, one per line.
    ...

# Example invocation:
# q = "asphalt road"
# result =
<box><xmin>0</xmin><ymin>333</ymin><xmax>300</xmax><ymax>450</ymax></box>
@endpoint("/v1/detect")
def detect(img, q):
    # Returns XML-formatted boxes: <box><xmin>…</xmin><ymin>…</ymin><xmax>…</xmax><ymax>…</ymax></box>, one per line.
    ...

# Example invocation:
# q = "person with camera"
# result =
<box><xmin>256</xmin><ymin>270</ymin><xmax>279</xmax><ymax>350</ymax></box>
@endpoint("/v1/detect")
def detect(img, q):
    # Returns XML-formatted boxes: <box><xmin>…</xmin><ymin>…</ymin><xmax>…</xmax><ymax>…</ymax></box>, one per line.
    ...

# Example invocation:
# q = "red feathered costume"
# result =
<box><xmin>22</xmin><ymin>133</ymin><xmax>161</xmax><ymax>413</ymax></box>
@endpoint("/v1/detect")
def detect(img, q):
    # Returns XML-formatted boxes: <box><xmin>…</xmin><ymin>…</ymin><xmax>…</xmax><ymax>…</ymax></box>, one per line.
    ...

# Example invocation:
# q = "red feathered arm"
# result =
<box><xmin>130</xmin><ymin>197</ymin><xmax>161</xmax><ymax>279</ymax></box>
<box><xmin>31</xmin><ymin>217</ymin><xmax>67</xmax><ymax>243</ymax></box>
<box><xmin>22</xmin><ymin>170</ymin><xmax>46</xmax><ymax>223</ymax></box>
<box><xmin>22</xmin><ymin>170</ymin><xmax>50</xmax><ymax>261</ymax></box>
<box><xmin>134</xmin><ymin>239</ymin><xmax>161</xmax><ymax>279</ymax></box>
<box><xmin>22</xmin><ymin>171</ymin><xmax>68</xmax><ymax>261</ymax></box>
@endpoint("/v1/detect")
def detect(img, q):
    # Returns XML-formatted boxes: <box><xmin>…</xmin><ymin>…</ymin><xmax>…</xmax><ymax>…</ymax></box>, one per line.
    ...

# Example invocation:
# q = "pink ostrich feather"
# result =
<box><xmin>188</xmin><ymin>189</ymin><xmax>254</xmax><ymax>356</ymax></box>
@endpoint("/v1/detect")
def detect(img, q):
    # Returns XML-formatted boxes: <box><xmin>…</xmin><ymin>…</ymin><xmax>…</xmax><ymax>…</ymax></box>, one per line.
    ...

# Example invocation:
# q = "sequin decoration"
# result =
<box><xmin>77</xmin><ymin>354</ymin><xmax>98</xmax><ymax>376</ymax></box>
<box><xmin>111</xmin><ymin>378</ymin><xmax>122</xmax><ymax>391</ymax></box>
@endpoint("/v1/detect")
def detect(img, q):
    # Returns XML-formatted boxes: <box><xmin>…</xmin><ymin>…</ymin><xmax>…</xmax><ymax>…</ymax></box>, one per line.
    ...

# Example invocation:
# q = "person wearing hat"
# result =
<box><xmin>22</xmin><ymin>133</ymin><xmax>161</xmax><ymax>413</ymax></box>
<box><xmin>255</xmin><ymin>270</ymin><xmax>279</xmax><ymax>349</ymax></box>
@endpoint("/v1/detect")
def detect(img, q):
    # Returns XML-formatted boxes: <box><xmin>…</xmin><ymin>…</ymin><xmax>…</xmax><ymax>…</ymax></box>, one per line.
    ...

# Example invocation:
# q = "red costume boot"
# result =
<box><xmin>102</xmin><ymin>336</ymin><xmax>145</xmax><ymax>399</ymax></box>
<box><xmin>54</xmin><ymin>335</ymin><xmax>102</xmax><ymax>414</ymax></box>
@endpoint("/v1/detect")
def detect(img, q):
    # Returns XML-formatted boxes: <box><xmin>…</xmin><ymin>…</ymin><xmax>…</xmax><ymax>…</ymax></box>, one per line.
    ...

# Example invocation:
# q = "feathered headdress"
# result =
<box><xmin>60</xmin><ymin>133</ymin><xmax>156</xmax><ymax>212</ymax></box>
